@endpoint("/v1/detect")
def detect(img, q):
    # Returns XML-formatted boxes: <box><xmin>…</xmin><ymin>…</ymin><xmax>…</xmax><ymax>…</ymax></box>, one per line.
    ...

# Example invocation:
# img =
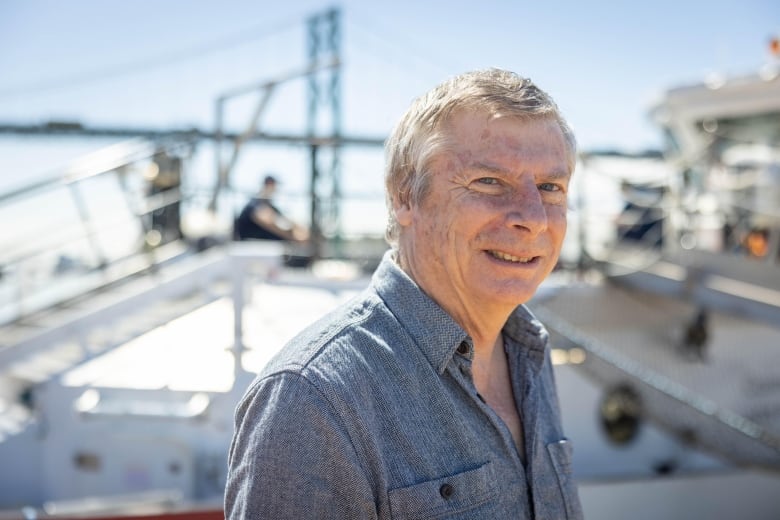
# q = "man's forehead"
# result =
<box><xmin>441</xmin><ymin>111</ymin><xmax>573</xmax><ymax>171</ymax></box>
<box><xmin>444</xmin><ymin>111</ymin><xmax>558</xmax><ymax>142</ymax></box>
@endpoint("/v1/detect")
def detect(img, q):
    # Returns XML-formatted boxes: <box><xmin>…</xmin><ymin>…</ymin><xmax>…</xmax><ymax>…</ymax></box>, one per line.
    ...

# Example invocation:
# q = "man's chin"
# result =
<box><xmin>485</xmin><ymin>281</ymin><xmax>542</xmax><ymax>308</ymax></box>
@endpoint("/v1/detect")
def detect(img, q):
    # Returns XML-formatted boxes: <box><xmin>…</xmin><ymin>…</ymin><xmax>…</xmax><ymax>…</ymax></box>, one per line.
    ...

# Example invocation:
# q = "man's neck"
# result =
<box><xmin>471</xmin><ymin>334</ymin><xmax>525</xmax><ymax>458</ymax></box>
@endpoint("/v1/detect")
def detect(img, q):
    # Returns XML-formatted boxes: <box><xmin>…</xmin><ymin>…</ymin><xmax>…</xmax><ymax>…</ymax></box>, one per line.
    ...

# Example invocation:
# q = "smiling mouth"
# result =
<box><xmin>488</xmin><ymin>250</ymin><xmax>538</xmax><ymax>263</ymax></box>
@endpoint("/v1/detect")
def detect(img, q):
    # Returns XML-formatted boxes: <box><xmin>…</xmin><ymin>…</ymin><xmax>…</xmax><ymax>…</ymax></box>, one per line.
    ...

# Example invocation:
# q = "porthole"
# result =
<box><xmin>599</xmin><ymin>384</ymin><xmax>642</xmax><ymax>445</ymax></box>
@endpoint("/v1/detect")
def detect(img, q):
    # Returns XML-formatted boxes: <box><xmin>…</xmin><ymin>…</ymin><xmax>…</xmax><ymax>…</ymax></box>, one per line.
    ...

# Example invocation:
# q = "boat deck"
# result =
<box><xmin>533</xmin><ymin>279</ymin><xmax>780</xmax><ymax>468</ymax></box>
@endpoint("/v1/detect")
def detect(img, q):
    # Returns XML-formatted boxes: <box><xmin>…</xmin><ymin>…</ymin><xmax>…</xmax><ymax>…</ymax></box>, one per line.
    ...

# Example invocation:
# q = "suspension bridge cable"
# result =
<box><xmin>0</xmin><ymin>14</ymin><xmax>306</xmax><ymax>99</ymax></box>
<box><xmin>342</xmin><ymin>6</ymin><xmax>464</xmax><ymax>84</ymax></box>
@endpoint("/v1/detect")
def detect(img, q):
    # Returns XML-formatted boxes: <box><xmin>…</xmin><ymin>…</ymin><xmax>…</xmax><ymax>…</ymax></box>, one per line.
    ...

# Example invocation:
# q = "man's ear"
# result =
<box><xmin>394</xmin><ymin>200</ymin><xmax>413</xmax><ymax>227</ymax></box>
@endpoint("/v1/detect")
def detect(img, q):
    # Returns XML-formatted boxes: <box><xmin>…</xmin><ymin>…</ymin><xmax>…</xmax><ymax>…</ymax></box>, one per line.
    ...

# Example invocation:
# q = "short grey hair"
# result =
<box><xmin>383</xmin><ymin>68</ymin><xmax>576</xmax><ymax>246</ymax></box>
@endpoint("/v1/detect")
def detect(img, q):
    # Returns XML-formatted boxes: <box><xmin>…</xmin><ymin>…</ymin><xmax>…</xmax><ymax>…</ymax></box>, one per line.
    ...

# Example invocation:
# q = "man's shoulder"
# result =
<box><xmin>257</xmin><ymin>287</ymin><xmax>401</xmax><ymax>380</ymax></box>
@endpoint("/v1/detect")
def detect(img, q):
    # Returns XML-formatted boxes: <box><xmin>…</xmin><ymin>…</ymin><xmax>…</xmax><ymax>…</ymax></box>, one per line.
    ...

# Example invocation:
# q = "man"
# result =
<box><xmin>235</xmin><ymin>175</ymin><xmax>309</xmax><ymax>242</ymax></box>
<box><xmin>226</xmin><ymin>69</ymin><xmax>583</xmax><ymax>519</ymax></box>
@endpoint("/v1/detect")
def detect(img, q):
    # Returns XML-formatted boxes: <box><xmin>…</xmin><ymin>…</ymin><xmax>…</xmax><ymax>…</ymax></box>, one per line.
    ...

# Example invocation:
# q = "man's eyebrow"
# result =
<box><xmin>545</xmin><ymin>169</ymin><xmax>572</xmax><ymax>181</ymax></box>
<box><xmin>469</xmin><ymin>161</ymin><xmax>571</xmax><ymax>180</ymax></box>
<box><xmin>467</xmin><ymin>161</ymin><xmax>510</xmax><ymax>174</ymax></box>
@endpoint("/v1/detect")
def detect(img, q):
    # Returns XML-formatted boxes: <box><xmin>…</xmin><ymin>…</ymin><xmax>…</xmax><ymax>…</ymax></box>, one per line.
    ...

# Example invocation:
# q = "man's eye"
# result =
<box><xmin>476</xmin><ymin>177</ymin><xmax>499</xmax><ymax>185</ymax></box>
<box><xmin>539</xmin><ymin>182</ymin><xmax>561</xmax><ymax>192</ymax></box>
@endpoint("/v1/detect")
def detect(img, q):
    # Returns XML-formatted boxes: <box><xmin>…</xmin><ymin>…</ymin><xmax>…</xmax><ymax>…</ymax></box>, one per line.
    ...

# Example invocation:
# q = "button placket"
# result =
<box><xmin>454</xmin><ymin>341</ymin><xmax>473</xmax><ymax>380</ymax></box>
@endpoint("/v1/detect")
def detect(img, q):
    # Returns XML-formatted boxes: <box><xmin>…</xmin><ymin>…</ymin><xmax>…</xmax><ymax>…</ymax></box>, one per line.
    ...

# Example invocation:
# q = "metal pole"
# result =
<box><xmin>68</xmin><ymin>182</ymin><xmax>108</xmax><ymax>269</ymax></box>
<box><xmin>209</xmin><ymin>97</ymin><xmax>225</xmax><ymax>213</ymax></box>
<box><xmin>309</xmin><ymin>144</ymin><xmax>321</xmax><ymax>258</ymax></box>
<box><xmin>307</xmin><ymin>8</ymin><xmax>342</xmax><ymax>259</ymax></box>
<box><xmin>231</xmin><ymin>254</ymin><xmax>245</xmax><ymax>381</ymax></box>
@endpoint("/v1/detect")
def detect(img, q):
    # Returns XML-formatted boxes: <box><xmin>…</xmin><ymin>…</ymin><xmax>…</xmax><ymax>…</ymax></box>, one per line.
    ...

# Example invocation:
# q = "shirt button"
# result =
<box><xmin>439</xmin><ymin>483</ymin><xmax>455</xmax><ymax>499</ymax></box>
<box><xmin>456</xmin><ymin>342</ymin><xmax>469</xmax><ymax>355</ymax></box>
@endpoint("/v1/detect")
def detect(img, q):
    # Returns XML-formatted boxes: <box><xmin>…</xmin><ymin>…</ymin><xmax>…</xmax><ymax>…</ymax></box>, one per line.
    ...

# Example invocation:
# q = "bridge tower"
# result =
<box><xmin>306</xmin><ymin>8</ymin><xmax>342</xmax><ymax>258</ymax></box>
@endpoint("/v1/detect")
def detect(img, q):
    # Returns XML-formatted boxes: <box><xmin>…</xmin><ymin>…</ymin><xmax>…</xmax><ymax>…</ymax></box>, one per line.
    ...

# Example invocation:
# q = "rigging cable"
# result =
<box><xmin>0</xmin><ymin>15</ymin><xmax>305</xmax><ymax>99</ymax></box>
<box><xmin>342</xmin><ymin>6</ymin><xmax>463</xmax><ymax>87</ymax></box>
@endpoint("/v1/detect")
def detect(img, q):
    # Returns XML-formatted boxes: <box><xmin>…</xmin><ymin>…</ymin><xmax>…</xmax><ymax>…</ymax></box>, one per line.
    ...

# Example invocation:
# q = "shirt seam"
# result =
<box><xmin>265</xmin><ymin>367</ymin><xmax>381</xmax><ymax>500</ymax></box>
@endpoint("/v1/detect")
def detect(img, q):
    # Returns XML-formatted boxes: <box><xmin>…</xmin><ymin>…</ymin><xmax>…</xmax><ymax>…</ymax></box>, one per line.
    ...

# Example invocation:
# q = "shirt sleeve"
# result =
<box><xmin>225</xmin><ymin>371</ymin><xmax>378</xmax><ymax>519</ymax></box>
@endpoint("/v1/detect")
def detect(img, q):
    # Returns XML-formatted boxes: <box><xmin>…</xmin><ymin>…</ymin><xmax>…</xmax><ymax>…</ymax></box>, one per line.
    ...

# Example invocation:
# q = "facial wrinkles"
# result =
<box><xmin>401</xmin><ymin>114</ymin><xmax>571</xmax><ymax>331</ymax></box>
<box><xmin>476</xmin><ymin>115</ymin><xmax>568</xmax><ymax>172</ymax></box>
<box><xmin>444</xmin><ymin>221</ymin><xmax>491</xmax><ymax>328</ymax></box>
<box><xmin>417</xmin><ymin>156</ymin><xmax>482</xmax><ymax>314</ymax></box>
<box><xmin>434</xmin><ymin>150</ymin><xmax>472</xmax><ymax>200</ymax></box>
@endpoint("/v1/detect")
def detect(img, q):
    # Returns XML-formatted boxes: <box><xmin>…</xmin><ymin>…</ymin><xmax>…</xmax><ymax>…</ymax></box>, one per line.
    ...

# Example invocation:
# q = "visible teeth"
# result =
<box><xmin>490</xmin><ymin>250</ymin><xmax>532</xmax><ymax>263</ymax></box>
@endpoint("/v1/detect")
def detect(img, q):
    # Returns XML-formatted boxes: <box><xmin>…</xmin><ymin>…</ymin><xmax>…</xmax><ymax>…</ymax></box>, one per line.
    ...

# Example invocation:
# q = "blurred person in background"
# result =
<box><xmin>234</xmin><ymin>174</ymin><xmax>309</xmax><ymax>243</ymax></box>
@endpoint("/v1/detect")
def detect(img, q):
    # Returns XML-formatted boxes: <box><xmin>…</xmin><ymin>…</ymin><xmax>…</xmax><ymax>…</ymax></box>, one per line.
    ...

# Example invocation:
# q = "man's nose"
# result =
<box><xmin>507</xmin><ymin>182</ymin><xmax>548</xmax><ymax>236</ymax></box>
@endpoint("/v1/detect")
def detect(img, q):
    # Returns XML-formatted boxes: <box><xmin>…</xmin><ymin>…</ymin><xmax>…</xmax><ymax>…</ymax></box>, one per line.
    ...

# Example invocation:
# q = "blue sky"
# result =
<box><xmin>1</xmin><ymin>0</ymin><xmax>777</xmax><ymax>152</ymax></box>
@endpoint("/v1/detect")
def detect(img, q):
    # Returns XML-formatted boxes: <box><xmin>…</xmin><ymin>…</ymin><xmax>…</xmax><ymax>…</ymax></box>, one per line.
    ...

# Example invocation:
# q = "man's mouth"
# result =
<box><xmin>488</xmin><ymin>250</ymin><xmax>537</xmax><ymax>263</ymax></box>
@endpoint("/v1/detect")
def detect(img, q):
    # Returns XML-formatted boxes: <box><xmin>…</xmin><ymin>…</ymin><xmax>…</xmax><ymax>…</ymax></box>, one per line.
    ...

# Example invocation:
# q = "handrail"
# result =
<box><xmin>0</xmin><ymin>139</ymin><xmax>156</xmax><ymax>205</ymax></box>
<box><xmin>0</xmin><ymin>137</ymin><xmax>198</xmax><ymax>325</ymax></box>
<box><xmin>577</xmin><ymin>155</ymin><xmax>780</xmax><ymax>267</ymax></box>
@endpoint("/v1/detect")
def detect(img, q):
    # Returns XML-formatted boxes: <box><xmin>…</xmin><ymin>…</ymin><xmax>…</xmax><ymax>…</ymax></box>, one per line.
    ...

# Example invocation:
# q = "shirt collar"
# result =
<box><xmin>503</xmin><ymin>305</ymin><xmax>549</xmax><ymax>373</ymax></box>
<box><xmin>372</xmin><ymin>250</ymin><xmax>466</xmax><ymax>374</ymax></box>
<box><xmin>371</xmin><ymin>250</ymin><xmax>548</xmax><ymax>374</ymax></box>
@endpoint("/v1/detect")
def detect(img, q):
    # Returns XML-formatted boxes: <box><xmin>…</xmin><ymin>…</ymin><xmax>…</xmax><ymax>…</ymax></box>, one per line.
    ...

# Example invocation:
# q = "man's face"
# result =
<box><xmin>395</xmin><ymin>112</ymin><xmax>571</xmax><ymax>314</ymax></box>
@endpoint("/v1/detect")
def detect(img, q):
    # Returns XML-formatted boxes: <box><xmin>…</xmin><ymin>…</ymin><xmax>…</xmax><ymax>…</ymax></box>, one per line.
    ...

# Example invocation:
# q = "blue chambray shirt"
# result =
<box><xmin>226</xmin><ymin>251</ymin><xmax>583</xmax><ymax>519</ymax></box>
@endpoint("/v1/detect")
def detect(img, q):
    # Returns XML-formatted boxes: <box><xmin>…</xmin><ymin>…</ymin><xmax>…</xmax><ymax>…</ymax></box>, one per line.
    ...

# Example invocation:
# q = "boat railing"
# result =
<box><xmin>73</xmin><ymin>388</ymin><xmax>212</xmax><ymax>419</ymax></box>
<box><xmin>577</xmin><ymin>153</ymin><xmax>780</xmax><ymax>271</ymax></box>
<box><xmin>0</xmin><ymin>137</ymin><xmax>199</xmax><ymax>327</ymax></box>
